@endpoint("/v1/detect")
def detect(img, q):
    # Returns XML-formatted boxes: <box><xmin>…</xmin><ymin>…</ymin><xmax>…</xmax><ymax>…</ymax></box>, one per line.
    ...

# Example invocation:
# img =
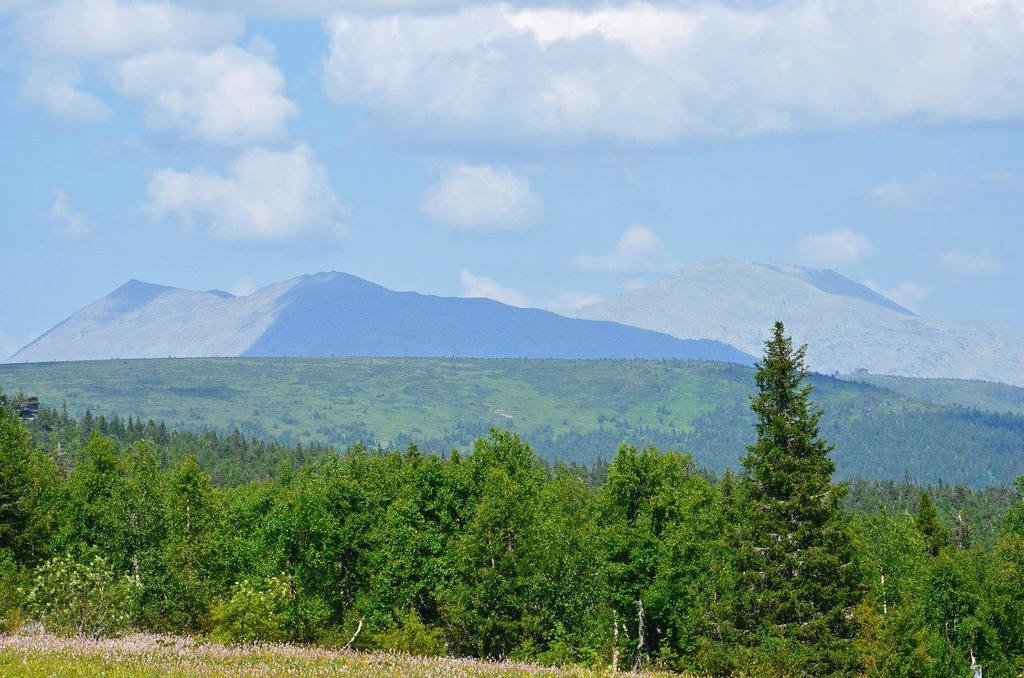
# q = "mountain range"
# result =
<box><xmin>5</xmin><ymin>272</ymin><xmax>749</xmax><ymax>364</ymax></box>
<box><xmin>572</xmin><ymin>257</ymin><xmax>1024</xmax><ymax>386</ymax></box>
<box><xmin>7</xmin><ymin>258</ymin><xmax>1022</xmax><ymax>386</ymax></box>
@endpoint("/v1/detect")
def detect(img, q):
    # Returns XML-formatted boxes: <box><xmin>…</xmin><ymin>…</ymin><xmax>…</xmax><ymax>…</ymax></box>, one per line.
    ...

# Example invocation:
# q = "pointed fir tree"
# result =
<box><xmin>729</xmin><ymin>321</ymin><xmax>863</xmax><ymax>676</ymax></box>
<box><xmin>916</xmin><ymin>491</ymin><xmax>949</xmax><ymax>557</ymax></box>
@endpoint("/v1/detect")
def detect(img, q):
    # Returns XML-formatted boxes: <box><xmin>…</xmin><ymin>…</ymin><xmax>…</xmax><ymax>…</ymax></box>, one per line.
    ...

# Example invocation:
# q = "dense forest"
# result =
<box><xmin>3</xmin><ymin>325</ymin><xmax>1024</xmax><ymax>676</ymax></box>
<box><xmin>12</xmin><ymin>399</ymin><xmax>1019</xmax><ymax>550</ymax></box>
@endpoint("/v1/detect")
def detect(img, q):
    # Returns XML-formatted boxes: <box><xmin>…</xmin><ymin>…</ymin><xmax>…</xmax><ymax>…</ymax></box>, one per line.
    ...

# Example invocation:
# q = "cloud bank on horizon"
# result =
<box><xmin>1</xmin><ymin>0</ymin><xmax>1021</xmax><ymax>350</ymax></box>
<box><xmin>322</xmin><ymin>0</ymin><xmax>1024</xmax><ymax>149</ymax></box>
<box><xmin>14</xmin><ymin>1</ymin><xmax>1024</xmax><ymax>150</ymax></box>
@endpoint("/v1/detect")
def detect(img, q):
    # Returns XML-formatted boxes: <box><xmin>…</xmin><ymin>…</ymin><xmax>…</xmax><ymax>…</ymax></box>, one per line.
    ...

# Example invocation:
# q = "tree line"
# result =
<box><xmin>2</xmin><ymin>323</ymin><xmax>1024</xmax><ymax>676</ymax></box>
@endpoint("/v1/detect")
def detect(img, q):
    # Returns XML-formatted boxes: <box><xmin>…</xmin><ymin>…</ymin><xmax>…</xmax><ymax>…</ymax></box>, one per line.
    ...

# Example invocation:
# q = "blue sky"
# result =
<box><xmin>1</xmin><ymin>0</ymin><xmax>1022</xmax><ymax>357</ymax></box>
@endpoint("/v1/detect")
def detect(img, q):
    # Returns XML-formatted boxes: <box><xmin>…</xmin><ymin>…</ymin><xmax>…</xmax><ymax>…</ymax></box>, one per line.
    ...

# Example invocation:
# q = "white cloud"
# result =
<box><xmin>146</xmin><ymin>145</ymin><xmax>346</xmax><ymax>247</ymax></box>
<box><xmin>868</xmin><ymin>172</ymin><xmax>948</xmax><ymax>209</ymax></box>
<box><xmin>459</xmin><ymin>270</ymin><xmax>530</xmax><ymax>307</ymax></box>
<box><xmin>796</xmin><ymin>229</ymin><xmax>873</xmax><ymax>268</ymax></box>
<box><xmin>19</xmin><ymin>69</ymin><xmax>111</xmax><ymax>124</ymax></box>
<box><xmin>229</xmin><ymin>275</ymin><xmax>259</xmax><ymax>297</ymax></box>
<box><xmin>939</xmin><ymin>249</ymin><xmax>1005</xmax><ymax>276</ymax></box>
<box><xmin>116</xmin><ymin>46</ymin><xmax>296</xmax><ymax>146</ymax></box>
<box><xmin>245</xmin><ymin>34</ymin><xmax>277</xmax><ymax>62</ymax></box>
<box><xmin>459</xmin><ymin>270</ymin><xmax>600</xmax><ymax>311</ymax></box>
<box><xmin>49</xmin><ymin>188</ymin><xmax>91</xmax><ymax>239</ymax></box>
<box><xmin>544</xmin><ymin>290</ymin><xmax>602</xmax><ymax>311</ymax></box>
<box><xmin>16</xmin><ymin>0</ymin><xmax>242</xmax><ymax>60</ymax></box>
<box><xmin>865</xmin><ymin>279</ymin><xmax>929</xmax><ymax>313</ymax></box>
<box><xmin>323</xmin><ymin>1</ymin><xmax>1024</xmax><ymax>149</ymax></box>
<box><xmin>13</xmin><ymin>0</ymin><xmax>246</xmax><ymax>127</ymax></box>
<box><xmin>422</xmin><ymin>165</ymin><xmax>541</xmax><ymax>231</ymax></box>
<box><xmin>573</xmin><ymin>224</ymin><xmax>676</xmax><ymax>275</ymax></box>
<box><xmin>175</xmin><ymin>0</ymin><xmax>628</xmax><ymax>20</ymax></box>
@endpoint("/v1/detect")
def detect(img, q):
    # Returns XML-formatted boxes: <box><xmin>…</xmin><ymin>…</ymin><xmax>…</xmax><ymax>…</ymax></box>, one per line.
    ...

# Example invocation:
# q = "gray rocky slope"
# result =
<box><xmin>6</xmin><ymin>272</ymin><xmax>751</xmax><ymax>364</ymax></box>
<box><xmin>571</xmin><ymin>257</ymin><xmax>1024</xmax><ymax>386</ymax></box>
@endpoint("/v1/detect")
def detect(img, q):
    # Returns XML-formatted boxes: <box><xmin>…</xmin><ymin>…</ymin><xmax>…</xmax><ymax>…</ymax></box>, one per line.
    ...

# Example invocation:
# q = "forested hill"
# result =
<box><xmin>16</xmin><ymin>403</ymin><xmax>1019</xmax><ymax>549</ymax></box>
<box><xmin>841</xmin><ymin>372</ymin><xmax>1024</xmax><ymax>416</ymax></box>
<box><xmin>3</xmin><ymin>357</ymin><xmax>1023</xmax><ymax>485</ymax></box>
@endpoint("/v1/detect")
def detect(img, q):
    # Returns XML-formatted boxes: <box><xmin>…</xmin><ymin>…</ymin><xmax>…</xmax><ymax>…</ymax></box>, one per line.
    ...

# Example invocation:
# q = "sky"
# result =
<box><xmin>1</xmin><ymin>0</ymin><xmax>1022</xmax><ymax>358</ymax></box>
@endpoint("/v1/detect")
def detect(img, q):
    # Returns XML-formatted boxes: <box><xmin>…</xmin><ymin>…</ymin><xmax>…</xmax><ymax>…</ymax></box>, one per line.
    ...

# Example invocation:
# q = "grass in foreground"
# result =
<box><xmin>0</xmin><ymin>631</ymin><xmax>685</xmax><ymax>677</ymax></box>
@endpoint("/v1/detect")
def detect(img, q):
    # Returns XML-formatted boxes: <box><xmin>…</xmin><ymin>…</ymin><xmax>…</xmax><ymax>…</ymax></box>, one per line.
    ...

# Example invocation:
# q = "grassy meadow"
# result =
<box><xmin>0</xmin><ymin>631</ymin><xmax>683</xmax><ymax>678</ymax></box>
<box><xmin>0</xmin><ymin>357</ymin><xmax>759</xmax><ymax>442</ymax></box>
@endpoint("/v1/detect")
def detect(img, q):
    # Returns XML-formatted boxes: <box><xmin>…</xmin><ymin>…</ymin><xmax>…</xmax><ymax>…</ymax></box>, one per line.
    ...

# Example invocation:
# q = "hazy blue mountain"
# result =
<box><xmin>6</xmin><ymin>272</ymin><xmax>752</xmax><ymax>364</ymax></box>
<box><xmin>573</xmin><ymin>257</ymin><xmax>1024</xmax><ymax>386</ymax></box>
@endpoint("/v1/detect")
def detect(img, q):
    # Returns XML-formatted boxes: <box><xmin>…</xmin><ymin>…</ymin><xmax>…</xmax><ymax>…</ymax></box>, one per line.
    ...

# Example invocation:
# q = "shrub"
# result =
<box><xmin>211</xmin><ymin>575</ymin><xmax>291</xmax><ymax>643</ymax></box>
<box><xmin>23</xmin><ymin>554</ymin><xmax>140</xmax><ymax>637</ymax></box>
<box><xmin>290</xmin><ymin>593</ymin><xmax>331</xmax><ymax>643</ymax></box>
<box><xmin>371</xmin><ymin>609</ymin><xmax>447</xmax><ymax>656</ymax></box>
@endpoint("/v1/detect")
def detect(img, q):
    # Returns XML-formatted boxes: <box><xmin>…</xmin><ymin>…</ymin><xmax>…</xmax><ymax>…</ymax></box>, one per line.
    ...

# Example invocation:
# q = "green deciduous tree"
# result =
<box><xmin>153</xmin><ymin>455</ymin><xmax>217</xmax><ymax>630</ymax></box>
<box><xmin>24</xmin><ymin>553</ymin><xmax>140</xmax><ymax>638</ymax></box>
<box><xmin>0</xmin><ymin>392</ymin><xmax>33</xmax><ymax>562</ymax></box>
<box><xmin>211</xmin><ymin>574</ymin><xmax>292</xmax><ymax>643</ymax></box>
<box><xmin>439</xmin><ymin>429</ymin><xmax>547</xmax><ymax>659</ymax></box>
<box><xmin>599</xmin><ymin>444</ymin><xmax>723</xmax><ymax>671</ymax></box>
<box><xmin>62</xmin><ymin>433</ymin><xmax>123</xmax><ymax>556</ymax></box>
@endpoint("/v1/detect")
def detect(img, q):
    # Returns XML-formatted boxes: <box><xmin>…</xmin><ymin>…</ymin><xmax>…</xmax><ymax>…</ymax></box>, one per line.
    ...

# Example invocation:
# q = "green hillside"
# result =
<box><xmin>841</xmin><ymin>372</ymin><xmax>1024</xmax><ymax>415</ymax></box>
<box><xmin>2</xmin><ymin>357</ymin><xmax>1023</xmax><ymax>485</ymax></box>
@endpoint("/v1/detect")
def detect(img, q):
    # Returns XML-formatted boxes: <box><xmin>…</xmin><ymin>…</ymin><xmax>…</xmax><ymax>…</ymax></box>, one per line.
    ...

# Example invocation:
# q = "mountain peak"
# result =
<box><xmin>575</xmin><ymin>257</ymin><xmax>1024</xmax><ymax>385</ymax></box>
<box><xmin>753</xmin><ymin>262</ymin><xmax>915</xmax><ymax>316</ymax></box>
<box><xmin>686</xmin><ymin>255</ymin><xmax>749</xmax><ymax>271</ymax></box>
<box><xmin>107</xmin><ymin>279</ymin><xmax>175</xmax><ymax>314</ymax></box>
<box><xmin>657</xmin><ymin>258</ymin><xmax>914</xmax><ymax>316</ymax></box>
<box><xmin>112</xmin><ymin>278</ymin><xmax>171</xmax><ymax>293</ymax></box>
<box><xmin>288</xmin><ymin>271</ymin><xmax>390</xmax><ymax>294</ymax></box>
<box><xmin>205</xmin><ymin>289</ymin><xmax>235</xmax><ymax>299</ymax></box>
<box><xmin>7</xmin><ymin>270</ymin><xmax>753</xmax><ymax>365</ymax></box>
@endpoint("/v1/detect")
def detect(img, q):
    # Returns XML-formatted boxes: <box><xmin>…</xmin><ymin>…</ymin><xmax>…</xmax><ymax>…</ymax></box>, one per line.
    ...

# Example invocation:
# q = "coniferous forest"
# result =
<box><xmin>3</xmin><ymin>324</ymin><xmax>1024</xmax><ymax>676</ymax></box>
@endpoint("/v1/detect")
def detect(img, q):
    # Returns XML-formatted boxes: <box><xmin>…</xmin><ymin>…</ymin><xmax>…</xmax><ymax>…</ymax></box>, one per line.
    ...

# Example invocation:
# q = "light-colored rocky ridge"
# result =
<box><xmin>572</xmin><ymin>257</ymin><xmax>1024</xmax><ymax>386</ymax></box>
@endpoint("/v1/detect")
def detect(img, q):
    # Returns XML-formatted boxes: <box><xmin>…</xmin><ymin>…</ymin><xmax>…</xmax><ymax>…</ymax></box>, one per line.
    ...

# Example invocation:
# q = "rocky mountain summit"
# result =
<box><xmin>7</xmin><ymin>272</ymin><xmax>750</xmax><ymax>364</ymax></box>
<box><xmin>572</xmin><ymin>257</ymin><xmax>1024</xmax><ymax>386</ymax></box>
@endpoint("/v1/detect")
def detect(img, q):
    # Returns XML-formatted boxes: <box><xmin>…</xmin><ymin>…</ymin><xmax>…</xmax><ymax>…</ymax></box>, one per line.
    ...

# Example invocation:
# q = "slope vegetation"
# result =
<box><xmin>841</xmin><ymin>373</ymin><xmax>1024</xmax><ymax>416</ymax></box>
<box><xmin>3</xmin><ymin>357</ymin><xmax>1023</xmax><ymax>485</ymax></box>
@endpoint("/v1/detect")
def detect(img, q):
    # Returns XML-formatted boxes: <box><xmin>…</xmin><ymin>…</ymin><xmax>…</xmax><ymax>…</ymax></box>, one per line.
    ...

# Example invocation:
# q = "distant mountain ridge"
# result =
<box><xmin>573</xmin><ymin>257</ymin><xmax>1024</xmax><ymax>386</ymax></box>
<box><xmin>6</xmin><ymin>272</ymin><xmax>752</xmax><ymax>364</ymax></box>
<box><xmin>753</xmin><ymin>262</ymin><xmax>916</xmax><ymax>315</ymax></box>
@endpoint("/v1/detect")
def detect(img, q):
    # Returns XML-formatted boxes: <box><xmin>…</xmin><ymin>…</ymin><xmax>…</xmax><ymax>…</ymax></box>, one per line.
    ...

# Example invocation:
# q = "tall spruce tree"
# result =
<box><xmin>730</xmin><ymin>321</ymin><xmax>862</xmax><ymax>676</ymax></box>
<box><xmin>916</xmin><ymin>491</ymin><xmax>949</xmax><ymax>557</ymax></box>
